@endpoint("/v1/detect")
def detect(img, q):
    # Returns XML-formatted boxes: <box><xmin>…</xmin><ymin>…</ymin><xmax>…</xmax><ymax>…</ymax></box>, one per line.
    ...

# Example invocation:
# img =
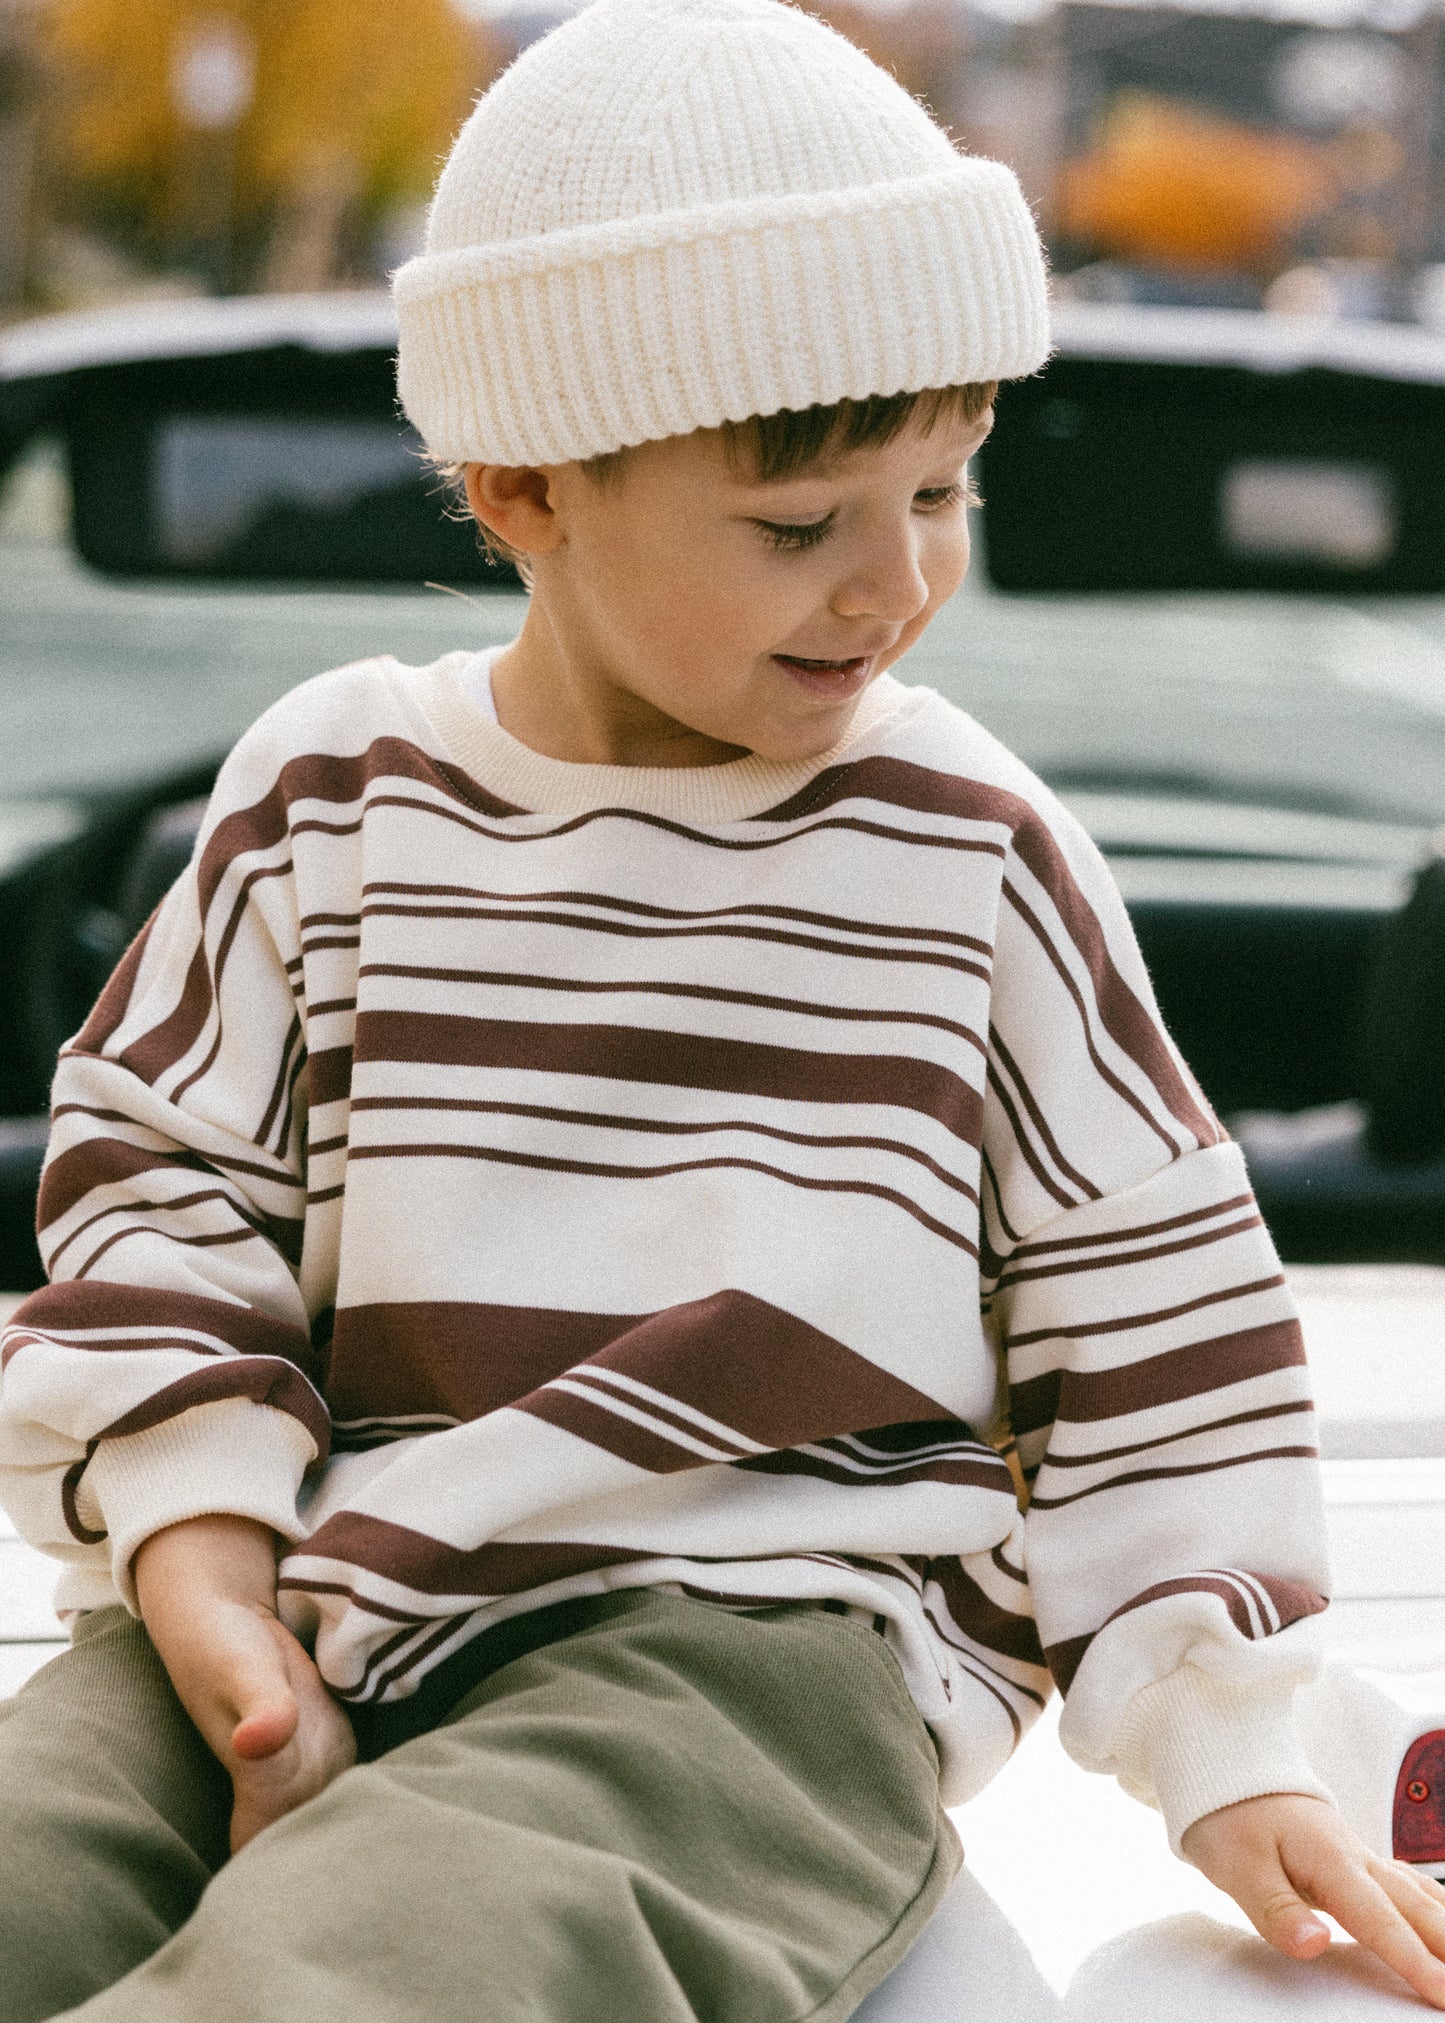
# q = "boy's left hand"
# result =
<box><xmin>1182</xmin><ymin>1792</ymin><xmax>1445</xmax><ymax>2008</ymax></box>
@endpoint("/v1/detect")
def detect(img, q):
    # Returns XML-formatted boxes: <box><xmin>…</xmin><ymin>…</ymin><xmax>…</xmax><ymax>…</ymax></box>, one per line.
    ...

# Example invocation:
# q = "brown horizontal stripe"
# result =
<box><xmin>41</xmin><ymin>1137</ymin><xmax>229</xmax><ymax>1234</ymax></box>
<box><xmin>1256</xmin><ymin>1572</ymin><xmax>1331</xmax><ymax>1625</ymax></box>
<box><xmin>324</xmin><ymin>1302</ymin><xmax>646</xmax><ymax>1423</ymax></box>
<box><xmin>2</xmin><ymin>1328</ymin><xmax>228</xmax><ymax>1365</ymax></box>
<box><xmin>1026</xmin><ymin>1442</ymin><xmax>1317</xmax><ymax>1511</ymax></box>
<box><xmin>72</xmin><ymin>1222</ymin><xmax>260</xmax><ymax>1281</ymax></box>
<box><xmin>294</xmin><ymin>1511</ymin><xmax>650</xmax><ymax>1604</ymax></box>
<box><xmin>49</xmin><ymin>1183</ymin><xmax>303</xmax><ymax>1278</ymax></box>
<box><xmin>515</xmin><ymin>1383</ymin><xmax>717</xmax><ymax>1473</ymax></box>
<box><xmin>562</xmin><ymin>1369</ymin><xmax>756</xmax><ymax>1456</ymax></box>
<box><xmin>1004</xmin><ymin>1273</ymin><xmax>1287</xmax><ymax>1350</ymax></box>
<box><xmin>1013</xmin><ymin>1194</ymin><xmax>1255</xmax><ymax>1262</ymax></box>
<box><xmin>346</xmin><ymin>899</ymin><xmax>991</xmax><ymax>980</ymax></box>
<box><xmin>1050</xmin><ymin>1569</ymin><xmax>1330</xmax><ymax>1693</ymax></box>
<box><xmin>356</xmin><ymin>962</ymin><xmax>988</xmax><ymax>1055</ymax></box>
<box><xmin>1054</xmin><ymin>1319</ymin><xmax>1306</xmax><ymax>1429</ymax></box>
<box><xmin>102</xmin><ymin>738</ymin><xmax>517</xmax><ymax>1091</ymax></box>
<box><xmin>354</xmin><ymin>880</ymin><xmax>993</xmax><ymax>955</ymax></box>
<box><xmin>754</xmin><ymin>754</ymin><xmax>1009</xmax><ymax>827</ymax></box>
<box><xmin>757</xmin><ymin>755</ymin><xmax>1217</xmax><ymax>1148</ymax></box>
<box><xmin>342</xmin><ymin>1139</ymin><xmax>978</xmax><ymax>1255</ymax></box>
<box><xmin>329</xmin><ymin>1292</ymin><xmax>950</xmax><ymax>1458</ymax></box>
<box><xmin>353</xmin><ymin>1012</ymin><xmax>985</xmax><ymax>1145</ymax></box>
<box><xmin>96</xmin><ymin>1354</ymin><xmax>330</xmax><ymax>1452</ymax></box>
<box><xmin>1</xmin><ymin>1279</ymin><xmax>322</xmax><ymax>1379</ymax></box>
<box><xmin>349</xmin><ymin>1094</ymin><xmax>979</xmax><ymax>1204</ymax></box>
<box><xmin>995</xmin><ymin>1213</ymin><xmax>1264</xmax><ymax>1295</ymax></box>
<box><xmin>299</xmin><ymin>787</ymin><xmax>1009</xmax><ymax>864</ymax></box>
<box><xmin>1040</xmin><ymin>1396</ymin><xmax>1313</xmax><ymax>1467</ymax></box>
<box><xmin>737</xmin><ymin>1446</ymin><xmax>1010</xmax><ymax>1491</ymax></box>
<box><xmin>49</xmin><ymin>1107</ymin><xmax>305</xmax><ymax>1189</ymax></box>
<box><xmin>537</xmin><ymin>1292</ymin><xmax>950</xmax><ymax>1454</ymax></box>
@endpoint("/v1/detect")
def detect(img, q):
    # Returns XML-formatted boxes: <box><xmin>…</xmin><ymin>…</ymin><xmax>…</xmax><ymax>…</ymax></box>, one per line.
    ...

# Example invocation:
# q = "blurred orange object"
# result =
<box><xmin>1057</xmin><ymin>91</ymin><xmax>1340</xmax><ymax>273</ymax></box>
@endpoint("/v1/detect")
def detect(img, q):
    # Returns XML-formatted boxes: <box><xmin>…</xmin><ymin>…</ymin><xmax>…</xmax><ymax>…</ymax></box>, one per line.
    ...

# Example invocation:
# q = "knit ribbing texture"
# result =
<box><xmin>395</xmin><ymin>0</ymin><xmax>1051</xmax><ymax>463</ymax></box>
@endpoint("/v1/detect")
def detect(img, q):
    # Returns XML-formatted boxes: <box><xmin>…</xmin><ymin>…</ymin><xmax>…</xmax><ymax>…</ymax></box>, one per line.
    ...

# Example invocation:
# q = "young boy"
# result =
<box><xmin>2</xmin><ymin>0</ymin><xmax>1443</xmax><ymax>2016</ymax></box>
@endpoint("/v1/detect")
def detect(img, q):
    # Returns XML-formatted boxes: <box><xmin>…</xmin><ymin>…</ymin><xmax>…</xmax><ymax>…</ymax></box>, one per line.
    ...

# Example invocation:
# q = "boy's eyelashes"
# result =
<box><xmin>752</xmin><ymin>481</ymin><xmax>977</xmax><ymax>552</ymax></box>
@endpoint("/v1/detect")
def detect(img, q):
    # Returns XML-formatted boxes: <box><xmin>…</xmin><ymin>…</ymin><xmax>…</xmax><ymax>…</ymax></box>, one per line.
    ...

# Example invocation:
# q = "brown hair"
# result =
<box><xmin>436</xmin><ymin>379</ymin><xmax>998</xmax><ymax>579</ymax></box>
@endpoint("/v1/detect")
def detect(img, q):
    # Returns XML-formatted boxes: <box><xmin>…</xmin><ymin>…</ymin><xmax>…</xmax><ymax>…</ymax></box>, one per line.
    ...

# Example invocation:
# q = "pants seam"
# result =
<box><xmin>791</xmin><ymin>1807</ymin><xmax>963</xmax><ymax>2023</ymax></box>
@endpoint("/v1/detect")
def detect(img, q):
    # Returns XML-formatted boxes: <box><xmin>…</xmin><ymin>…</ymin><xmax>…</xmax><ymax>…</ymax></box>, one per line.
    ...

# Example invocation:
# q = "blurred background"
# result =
<box><xmin>1</xmin><ymin>0</ymin><xmax>1443</xmax><ymax>329</ymax></box>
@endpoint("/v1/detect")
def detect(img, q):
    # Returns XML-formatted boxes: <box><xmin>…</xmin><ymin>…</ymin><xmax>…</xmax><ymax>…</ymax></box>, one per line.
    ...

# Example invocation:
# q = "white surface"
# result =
<box><xmin>1063</xmin><ymin>1915</ymin><xmax>1426</xmax><ymax>2021</ymax></box>
<box><xmin>953</xmin><ymin>1700</ymin><xmax>1256</xmax><ymax>1995</ymax></box>
<box><xmin>0</xmin><ymin>1525</ymin><xmax>63</xmax><ymax>1641</ymax></box>
<box><xmin>1295</xmin><ymin>1268</ymin><xmax>1445</xmax><ymax>1459</ymax></box>
<box><xmin>856</xmin><ymin>1867</ymin><xmax>1064</xmax><ymax>2021</ymax></box>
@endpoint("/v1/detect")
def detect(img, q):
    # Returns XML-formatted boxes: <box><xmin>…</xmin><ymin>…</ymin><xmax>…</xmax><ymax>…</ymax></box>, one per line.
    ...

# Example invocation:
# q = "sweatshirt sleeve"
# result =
<box><xmin>982</xmin><ymin>790</ymin><xmax>1333</xmax><ymax>1854</ymax></box>
<box><xmin>0</xmin><ymin>726</ymin><xmax>332</xmax><ymax>1611</ymax></box>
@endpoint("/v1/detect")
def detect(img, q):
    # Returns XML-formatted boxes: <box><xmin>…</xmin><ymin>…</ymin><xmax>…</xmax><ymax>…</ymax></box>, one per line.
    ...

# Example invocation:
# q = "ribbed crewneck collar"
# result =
<box><xmin>411</xmin><ymin>646</ymin><xmax>918</xmax><ymax>823</ymax></box>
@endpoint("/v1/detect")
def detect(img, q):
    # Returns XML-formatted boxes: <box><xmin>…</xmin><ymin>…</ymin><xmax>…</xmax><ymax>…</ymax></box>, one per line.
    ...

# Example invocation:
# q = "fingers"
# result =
<box><xmin>1371</xmin><ymin>1862</ymin><xmax>1445</xmax><ymax>1980</ymax></box>
<box><xmin>1224</xmin><ymin>1848</ymin><xmax>1331</xmax><ymax>1959</ymax></box>
<box><xmin>1289</xmin><ymin>1847</ymin><xmax>1445</xmax><ymax>2011</ymax></box>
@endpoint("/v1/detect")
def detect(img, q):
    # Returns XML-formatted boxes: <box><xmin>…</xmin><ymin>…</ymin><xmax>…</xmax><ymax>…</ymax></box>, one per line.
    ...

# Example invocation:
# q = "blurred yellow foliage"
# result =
<box><xmin>42</xmin><ymin>0</ymin><xmax>500</xmax><ymax>273</ymax></box>
<box><xmin>1058</xmin><ymin>92</ymin><xmax>1340</xmax><ymax>273</ymax></box>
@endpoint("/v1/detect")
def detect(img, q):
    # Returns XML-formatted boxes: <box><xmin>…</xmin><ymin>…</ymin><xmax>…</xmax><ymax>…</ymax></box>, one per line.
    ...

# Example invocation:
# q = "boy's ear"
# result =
<box><xmin>463</xmin><ymin>462</ymin><xmax>562</xmax><ymax>558</ymax></box>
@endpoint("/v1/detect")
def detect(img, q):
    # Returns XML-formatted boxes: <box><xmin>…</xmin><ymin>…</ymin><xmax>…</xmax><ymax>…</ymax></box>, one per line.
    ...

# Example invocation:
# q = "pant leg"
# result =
<box><xmin>0</xmin><ymin>1608</ymin><xmax>230</xmax><ymax>2023</ymax></box>
<box><xmin>61</xmin><ymin>1591</ymin><xmax>959</xmax><ymax>2023</ymax></box>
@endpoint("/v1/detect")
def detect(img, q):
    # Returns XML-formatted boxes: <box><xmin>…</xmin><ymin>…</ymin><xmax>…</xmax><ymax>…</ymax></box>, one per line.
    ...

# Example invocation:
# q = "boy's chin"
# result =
<box><xmin>741</xmin><ymin>698</ymin><xmax>870</xmax><ymax>764</ymax></box>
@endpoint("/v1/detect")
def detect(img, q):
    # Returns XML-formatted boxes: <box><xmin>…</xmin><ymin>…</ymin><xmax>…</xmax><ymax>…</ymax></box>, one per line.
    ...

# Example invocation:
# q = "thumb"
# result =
<box><xmin>223</xmin><ymin>1613</ymin><xmax>302</xmax><ymax>1763</ymax></box>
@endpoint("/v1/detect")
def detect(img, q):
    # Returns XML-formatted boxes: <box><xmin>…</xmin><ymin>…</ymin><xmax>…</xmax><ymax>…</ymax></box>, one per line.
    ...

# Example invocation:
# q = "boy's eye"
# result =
<box><xmin>753</xmin><ymin>481</ymin><xmax>977</xmax><ymax>552</ymax></box>
<box><xmin>755</xmin><ymin>514</ymin><xmax>835</xmax><ymax>552</ymax></box>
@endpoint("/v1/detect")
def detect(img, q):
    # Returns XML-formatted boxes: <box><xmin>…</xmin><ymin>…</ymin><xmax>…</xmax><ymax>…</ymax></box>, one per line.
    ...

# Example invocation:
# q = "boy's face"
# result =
<box><xmin>469</xmin><ymin>403</ymin><xmax>992</xmax><ymax>765</ymax></box>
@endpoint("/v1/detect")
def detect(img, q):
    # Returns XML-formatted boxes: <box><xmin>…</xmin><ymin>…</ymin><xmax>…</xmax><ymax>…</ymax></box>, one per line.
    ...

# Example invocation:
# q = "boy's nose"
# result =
<box><xmin>830</xmin><ymin>541</ymin><xmax>932</xmax><ymax>626</ymax></box>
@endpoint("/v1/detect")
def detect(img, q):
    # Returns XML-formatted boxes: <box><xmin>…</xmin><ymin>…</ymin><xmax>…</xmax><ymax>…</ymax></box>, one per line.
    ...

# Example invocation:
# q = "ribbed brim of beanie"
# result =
<box><xmin>395</xmin><ymin>0</ymin><xmax>1052</xmax><ymax>466</ymax></box>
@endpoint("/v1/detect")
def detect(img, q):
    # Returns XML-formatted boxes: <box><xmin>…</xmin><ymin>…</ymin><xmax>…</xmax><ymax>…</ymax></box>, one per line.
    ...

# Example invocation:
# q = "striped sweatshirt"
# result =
<box><xmin>0</xmin><ymin>649</ymin><xmax>1333</xmax><ymax>1849</ymax></box>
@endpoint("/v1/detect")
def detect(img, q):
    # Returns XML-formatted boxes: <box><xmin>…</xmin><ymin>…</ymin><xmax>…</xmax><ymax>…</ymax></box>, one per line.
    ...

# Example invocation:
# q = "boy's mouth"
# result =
<box><xmin>772</xmin><ymin>652</ymin><xmax>874</xmax><ymax>698</ymax></box>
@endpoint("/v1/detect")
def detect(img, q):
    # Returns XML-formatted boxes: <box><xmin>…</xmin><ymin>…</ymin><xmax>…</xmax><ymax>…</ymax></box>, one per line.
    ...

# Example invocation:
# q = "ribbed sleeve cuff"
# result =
<box><xmin>76</xmin><ymin>1398</ymin><xmax>319</xmax><ymax>1610</ymax></box>
<box><xmin>1117</xmin><ymin>1665</ymin><xmax>1336</xmax><ymax>1856</ymax></box>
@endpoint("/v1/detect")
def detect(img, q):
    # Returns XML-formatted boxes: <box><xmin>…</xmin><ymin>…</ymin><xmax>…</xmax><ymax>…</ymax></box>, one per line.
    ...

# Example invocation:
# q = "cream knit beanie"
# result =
<box><xmin>394</xmin><ymin>0</ymin><xmax>1050</xmax><ymax>466</ymax></box>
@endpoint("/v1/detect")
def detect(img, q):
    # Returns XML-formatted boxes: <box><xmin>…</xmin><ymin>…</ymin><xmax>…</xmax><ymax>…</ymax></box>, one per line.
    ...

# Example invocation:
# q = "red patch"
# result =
<box><xmin>1395</xmin><ymin>1733</ymin><xmax>1445</xmax><ymax>1863</ymax></box>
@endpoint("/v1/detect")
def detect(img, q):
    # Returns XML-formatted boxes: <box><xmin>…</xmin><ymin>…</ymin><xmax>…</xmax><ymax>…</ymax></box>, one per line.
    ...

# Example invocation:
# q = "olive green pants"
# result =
<box><xmin>0</xmin><ymin>1590</ymin><xmax>958</xmax><ymax>2022</ymax></box>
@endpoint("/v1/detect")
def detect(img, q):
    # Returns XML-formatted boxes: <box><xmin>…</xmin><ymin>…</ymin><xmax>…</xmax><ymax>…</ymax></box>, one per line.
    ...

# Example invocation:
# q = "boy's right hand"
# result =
<box><xmin>134</xmin><ymin>1513</ymin><xmax>356</xmax><ymax>1853</ymax></box>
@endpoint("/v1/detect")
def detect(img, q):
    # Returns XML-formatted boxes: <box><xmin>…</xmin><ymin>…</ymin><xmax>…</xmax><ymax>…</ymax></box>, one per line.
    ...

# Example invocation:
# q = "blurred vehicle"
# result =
<box><xmin>4</xmin><ymin>290</ymin><xmax>1444</xmax><ymax>1287</ymax></box>
<box><xmin>3</xmin><ymin>286</ymin><xmax>1445</xmax><ymax>2016</ymax></box>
